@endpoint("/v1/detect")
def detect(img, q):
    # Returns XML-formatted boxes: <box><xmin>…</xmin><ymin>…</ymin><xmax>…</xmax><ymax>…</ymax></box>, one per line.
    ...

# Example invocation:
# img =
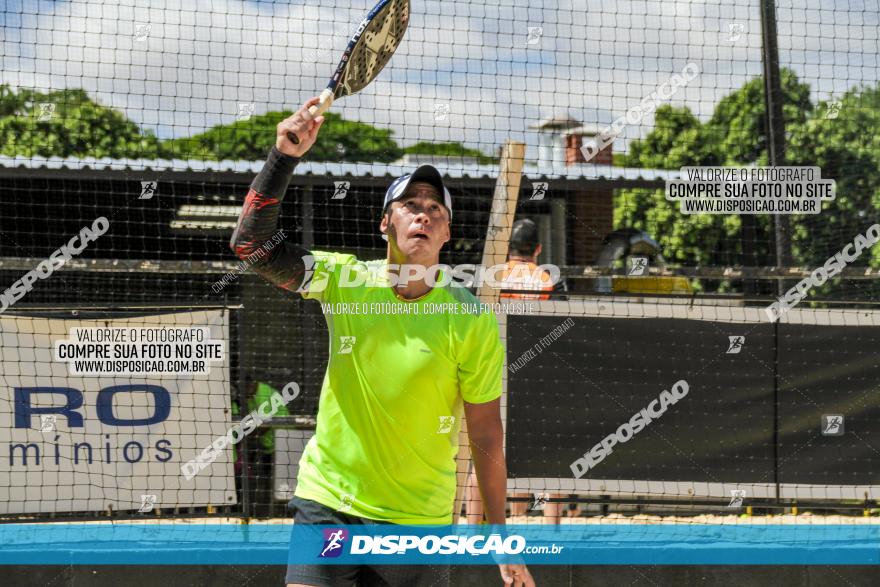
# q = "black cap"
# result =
<box><xmin>510</xmin><ymin>218</ymin><xmax>540</xmax><ymax>255</ymax></box>
<box><xmin>382</xmin><ymin>165</ymin><xmax>452</xmax><ymax>218</ymax></box>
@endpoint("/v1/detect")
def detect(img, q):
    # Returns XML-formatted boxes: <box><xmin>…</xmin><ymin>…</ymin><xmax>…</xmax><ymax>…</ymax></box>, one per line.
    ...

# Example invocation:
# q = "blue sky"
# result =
<box><xmin>1</xmin><ymin>0</ymin><xmax>877</xmax><ymax>159</ymax></box>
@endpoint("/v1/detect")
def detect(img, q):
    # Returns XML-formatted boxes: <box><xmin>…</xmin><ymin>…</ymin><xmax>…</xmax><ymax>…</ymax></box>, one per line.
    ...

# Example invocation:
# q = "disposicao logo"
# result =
<box><xmin>319</xmin><ymin>528</ymin><xmax>348</xmax><ymax>558</ymax></box>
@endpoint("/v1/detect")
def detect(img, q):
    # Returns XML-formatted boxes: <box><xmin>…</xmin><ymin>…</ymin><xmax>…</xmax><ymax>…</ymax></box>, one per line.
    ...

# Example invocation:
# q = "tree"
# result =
<box><xmin>702</xmin><ymin>68</ymin><xmax>813</xmax><ymax>166</ymax></box>
<box><xmin>403</xmin><ymin>141</ymin><xmax>496</xmax><ymax>164</ymax></box>
<box><xmin>787</xmin><ymin>85</ymin><xmax>880</xmax><ymax>269</ymax></box>
<box><xmin>162</xmin><ymin>111</ymin><xmax>403</xmax><ymax>162</ymax></box>
<box><xmin>616</xmin><ymin>69</ymin><xmax>815</xmax><ymax>270</ymax></box>
<box><xmin>0</xmin><ymin>86</ymin><xmax>491</xmax><ymax>167</ymax></box>
<box><xmin>616</xmin><ymin>105</ymin><xmax>741</xmax><ymax>268</ymax></box>
<box><xmin>0</xmin><ymin>85</ymin><xmax>163</xmax><ymax>158</ymax></box>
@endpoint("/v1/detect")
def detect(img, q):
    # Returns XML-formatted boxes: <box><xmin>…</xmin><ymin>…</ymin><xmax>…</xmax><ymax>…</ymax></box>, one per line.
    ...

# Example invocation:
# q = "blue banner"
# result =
<box><xmin>0</xmin><ymin>523</ymin><xmax>878</xmax><ymax>565</ymax></box>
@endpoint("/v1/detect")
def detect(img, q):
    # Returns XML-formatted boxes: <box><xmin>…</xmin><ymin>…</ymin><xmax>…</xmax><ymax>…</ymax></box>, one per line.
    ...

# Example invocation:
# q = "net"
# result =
<box><xmin>1</xmin><ymin>0</ymin><xmax>879</xmax><ymax>531</ymax></box>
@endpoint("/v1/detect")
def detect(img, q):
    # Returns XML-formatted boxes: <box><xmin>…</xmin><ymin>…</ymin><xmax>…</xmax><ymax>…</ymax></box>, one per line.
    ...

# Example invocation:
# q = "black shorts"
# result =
<box><xmin>285</xmin><ymin>496</ymin><xmax>451</xmax><ymax>587</ymax></box>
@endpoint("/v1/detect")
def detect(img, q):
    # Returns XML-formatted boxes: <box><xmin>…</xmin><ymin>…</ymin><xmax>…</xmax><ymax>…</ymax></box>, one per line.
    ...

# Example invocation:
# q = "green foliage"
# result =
<box><xmin>703</xmin><ymin>68</ymin><xmax>813</xmax><ymax>166</ymax></box>
<box><xmin>617</xmin><ymin>105</ymin><xmax>742</xmax><ymax>266</ymax></box>
<box><xmin>0</xmin><ymin>85</ymin><xmax>163</xmax><ymax>158</ymax></box>
<box><xmin>616</xmin><ymin>69</ymin><xmax>818</xmax><ymax>268</ymax></box>
<box><xmin>403</xmin><ymin>141</ymin><xmax>497</xmax><ymax>164</ymax></box>
<box><xmin>622</xmin><ymin>105</ymin><xmax>715</xmax><ymax>169</ymax></box>
<box><xmin>162</xmin><ymin>111</ymin><xmax>404</xmax><ymax>162</ymax></box>
<box><xmin>0</xmin><ymin>86</ymin><xmax>406</xmax><ymax>163</ymax></box>
<box><xmin>787</xmin><ymin>85</ymin><xmax>880</xmax><ymax>269</ymax></box>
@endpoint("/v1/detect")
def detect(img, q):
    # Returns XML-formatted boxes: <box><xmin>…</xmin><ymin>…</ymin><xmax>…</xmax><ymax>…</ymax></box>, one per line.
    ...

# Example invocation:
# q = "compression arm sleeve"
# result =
<box><xmin>229</xmin><ymin>147</ymin><xmax>312</xmax><ymax>292</ymax></box>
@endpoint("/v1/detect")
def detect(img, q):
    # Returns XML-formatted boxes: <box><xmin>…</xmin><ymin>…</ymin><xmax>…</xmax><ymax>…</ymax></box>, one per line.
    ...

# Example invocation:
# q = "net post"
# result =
<box><xmin>236</xmin><ymin>306</ymin><xmax>253</xmax><ymax>519</ymax></box>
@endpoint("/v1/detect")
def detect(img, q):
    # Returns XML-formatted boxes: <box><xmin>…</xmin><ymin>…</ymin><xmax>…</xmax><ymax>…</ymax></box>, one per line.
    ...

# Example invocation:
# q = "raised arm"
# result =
<box><xmin>229</xmin><ymin>97</ymin><xmax>326</xmax><ymax>292</ymax></box>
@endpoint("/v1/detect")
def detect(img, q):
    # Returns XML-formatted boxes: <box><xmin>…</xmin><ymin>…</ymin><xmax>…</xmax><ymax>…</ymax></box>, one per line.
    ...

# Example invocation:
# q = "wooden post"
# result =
<box><xmin>454</xmin><ymin>140</ymin><xmax>526</xmax><ymax>522</ymax></box>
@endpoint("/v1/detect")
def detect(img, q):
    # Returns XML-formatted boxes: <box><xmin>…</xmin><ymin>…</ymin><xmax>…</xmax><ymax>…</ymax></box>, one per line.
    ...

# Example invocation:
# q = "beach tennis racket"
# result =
<box><xmin>286</xmin><ymin>0</ymin><xmax>410</xmax><ymax>144</ymax></box>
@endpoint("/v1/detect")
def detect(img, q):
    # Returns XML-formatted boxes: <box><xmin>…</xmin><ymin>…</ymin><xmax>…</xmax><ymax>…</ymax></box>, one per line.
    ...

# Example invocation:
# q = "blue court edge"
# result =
<box><xmin>0</xmin><ymin>524</ymin><xmax>878</xmax><ymax>565</ymax></box>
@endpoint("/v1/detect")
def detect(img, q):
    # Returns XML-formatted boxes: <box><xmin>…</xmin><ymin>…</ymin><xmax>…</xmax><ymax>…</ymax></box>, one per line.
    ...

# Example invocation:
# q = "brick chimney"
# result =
<box><xmin>528</xmin><ymin>115</ymin><xmax>581</xmax><ymax>168</ymax></box>
<box><xmin>529</xmin><ymin>116</ymin><xmax>613</xmax><ymax>167</ymax></box>
<box><xmin>564</xmin><ymin>126</ymin><xmax>613</xmax><ymax>166</ymax></box>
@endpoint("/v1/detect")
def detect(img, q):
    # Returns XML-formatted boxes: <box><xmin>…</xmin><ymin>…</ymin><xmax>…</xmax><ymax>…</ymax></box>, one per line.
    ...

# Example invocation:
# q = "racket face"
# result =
<box><xmin>328</xmin><ymin>0</ymin><xmax>410</xmax><ymax>98</ymax></box>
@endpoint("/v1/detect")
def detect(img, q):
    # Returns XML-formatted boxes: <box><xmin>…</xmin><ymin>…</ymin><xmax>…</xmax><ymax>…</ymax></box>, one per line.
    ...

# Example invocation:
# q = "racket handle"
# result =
<box><xmin>286</xmin><ymin>89</ymin><xmax>335</xmax><ymax>145</ymax></box>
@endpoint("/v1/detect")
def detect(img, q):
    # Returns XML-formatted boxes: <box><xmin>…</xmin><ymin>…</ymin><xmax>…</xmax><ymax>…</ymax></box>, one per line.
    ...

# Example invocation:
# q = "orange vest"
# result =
<box><xmin>498</xmin><ymin>260</ymin><xmax>553</xmax><ymax>300</ymax></box>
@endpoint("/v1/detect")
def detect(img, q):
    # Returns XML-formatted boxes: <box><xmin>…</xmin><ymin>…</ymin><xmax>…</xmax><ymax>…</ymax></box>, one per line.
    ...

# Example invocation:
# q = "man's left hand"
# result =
<box><xmin>499</xmin><ymin>563</ymin><xmax>536</xmax><ymax>586</ymax></box>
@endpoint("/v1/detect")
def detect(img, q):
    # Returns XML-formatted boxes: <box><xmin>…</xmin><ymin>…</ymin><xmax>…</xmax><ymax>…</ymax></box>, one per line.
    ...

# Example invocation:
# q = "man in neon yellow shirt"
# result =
<box><xmin>230</xmin><ymin>96</ymin><xmax>535</xmax><ymax>587</ymax></box>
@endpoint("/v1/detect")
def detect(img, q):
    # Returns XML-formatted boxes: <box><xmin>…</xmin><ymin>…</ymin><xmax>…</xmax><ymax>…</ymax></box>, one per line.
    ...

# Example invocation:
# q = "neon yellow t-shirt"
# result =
<box><xmin>293</xmin><ymin>251</ymin><xmax>503</xmax><ymax>525</ymax></box>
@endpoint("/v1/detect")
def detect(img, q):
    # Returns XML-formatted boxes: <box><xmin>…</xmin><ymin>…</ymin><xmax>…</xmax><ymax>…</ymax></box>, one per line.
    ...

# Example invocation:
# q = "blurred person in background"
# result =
<box><xmin>466</xmin><ymin>219</ymin><xmax>572</xmax><ymax>524</ymax></box>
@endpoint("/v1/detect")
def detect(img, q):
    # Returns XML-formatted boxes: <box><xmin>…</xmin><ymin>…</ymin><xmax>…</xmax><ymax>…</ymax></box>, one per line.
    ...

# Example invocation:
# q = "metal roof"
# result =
<box><xmin>0</xmin><ymin>155</ymin><xmax>680</xmax><ymax>188</ymax></box>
